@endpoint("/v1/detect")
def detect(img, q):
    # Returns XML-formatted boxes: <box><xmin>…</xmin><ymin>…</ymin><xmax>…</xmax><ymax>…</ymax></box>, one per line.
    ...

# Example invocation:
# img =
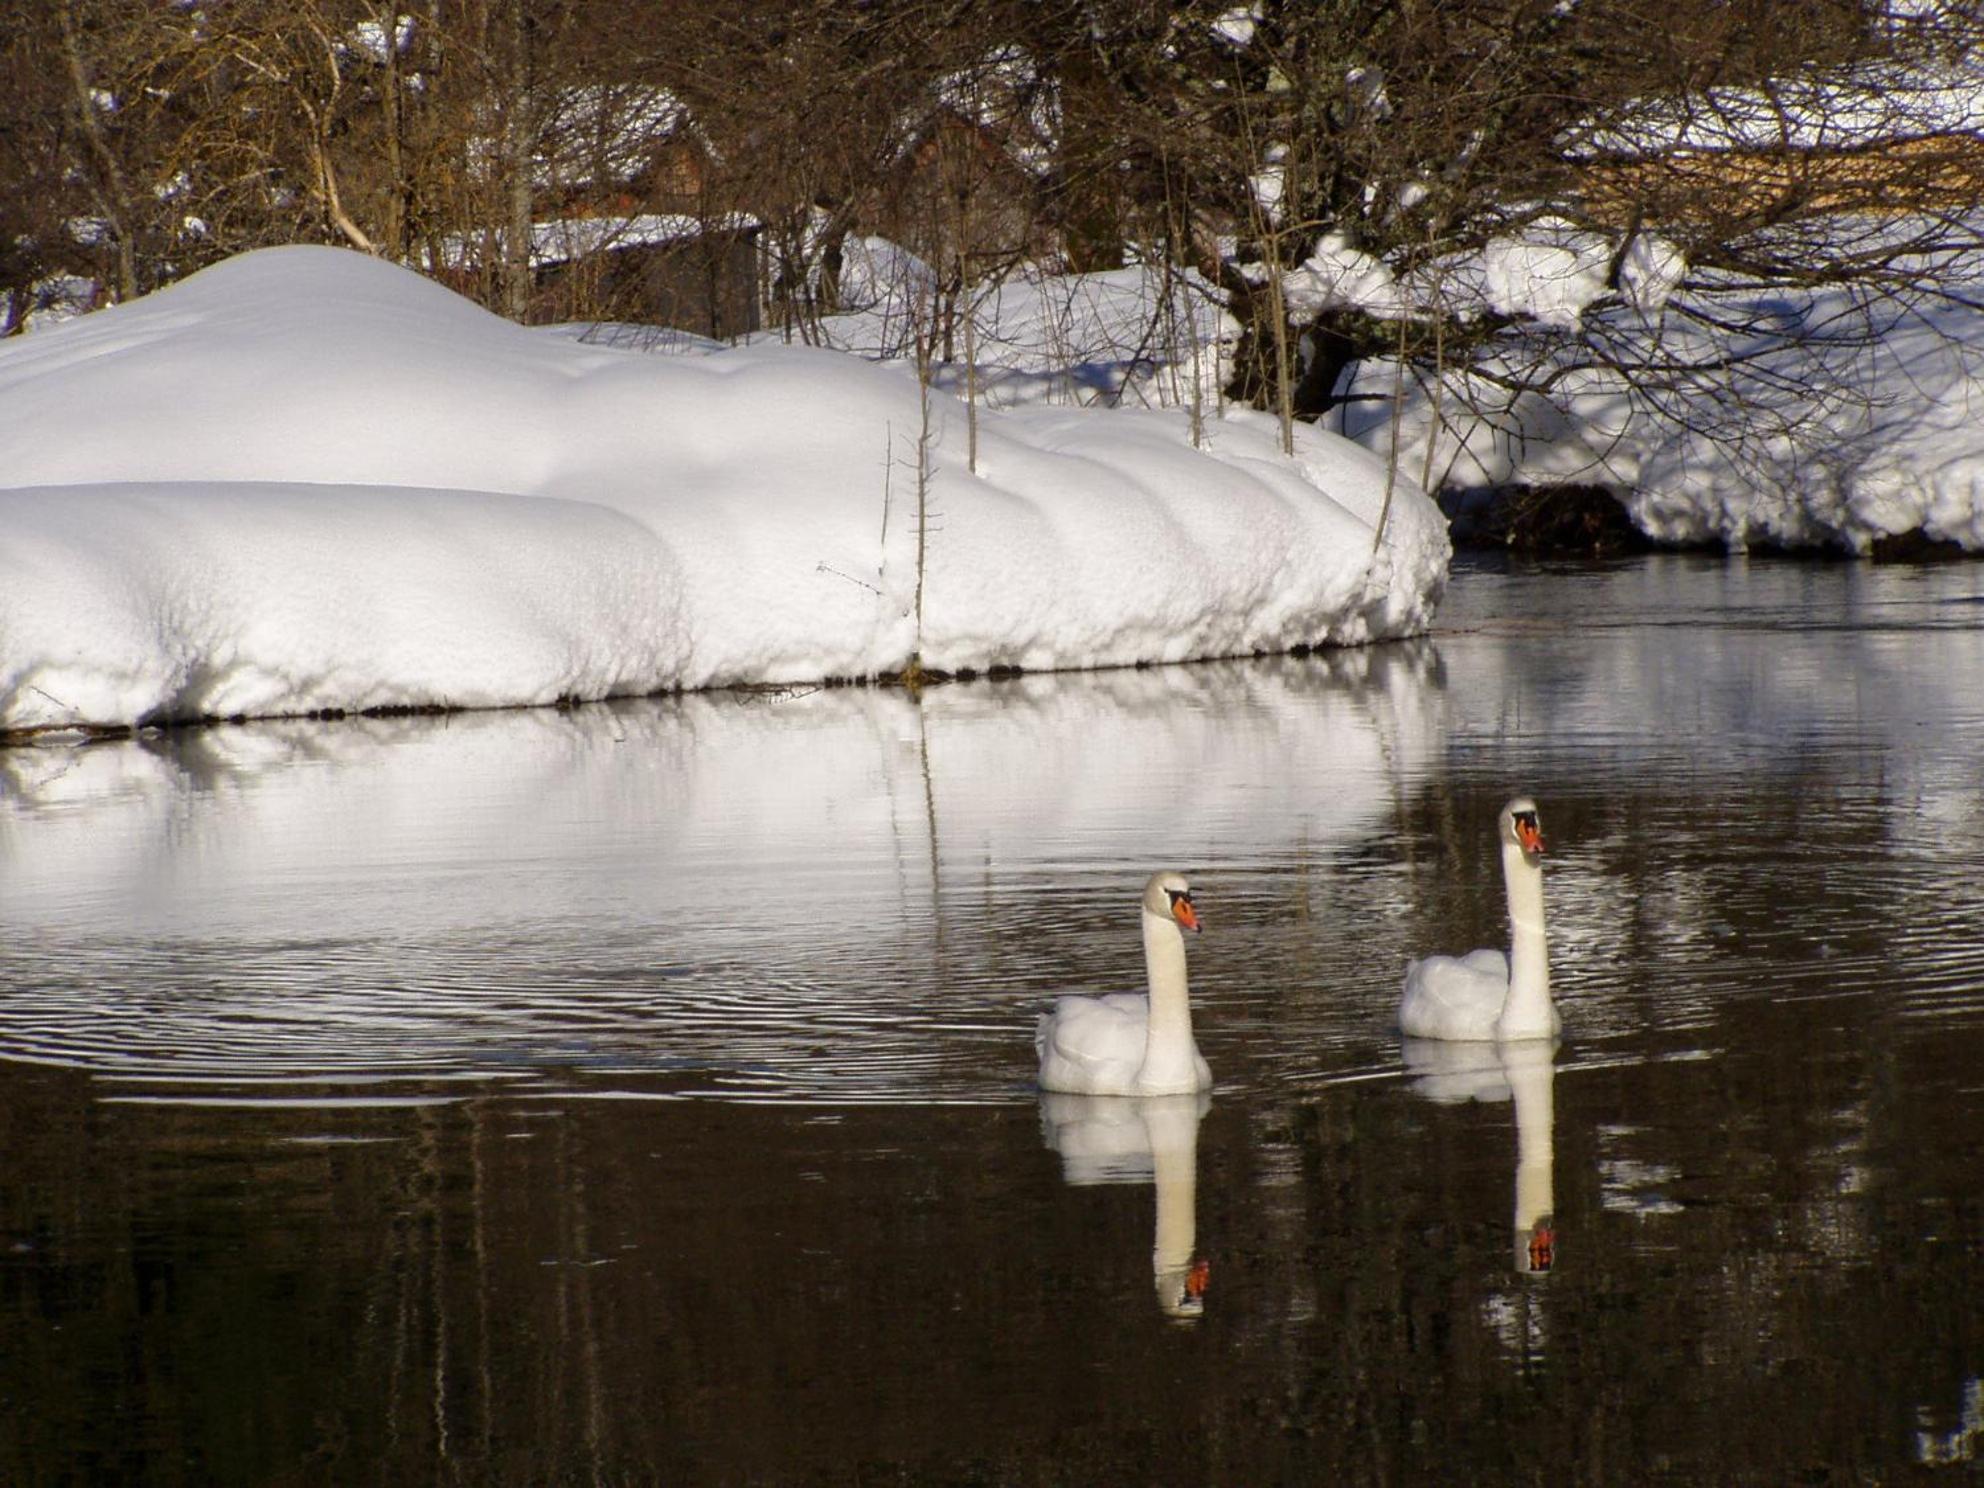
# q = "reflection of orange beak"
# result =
<box><xmin>1528</xmin><ymin>1223</ymin><xmax>1556</xmax><ymax>1273</ymax></box>
<box><xmin>1186</xmin><ymin>1257</ymin><xmax>1211</xmax><ymax>1299</ymax></box>
<box><xmin>1517</xmin><ymin>820</ymin><xmax>1545</xmax><ymax>856</ymax></box>
<box><xmin>1174</xmin><ymin>898</ymin><xmax>1201</xmax><ymax>934</ymax></box>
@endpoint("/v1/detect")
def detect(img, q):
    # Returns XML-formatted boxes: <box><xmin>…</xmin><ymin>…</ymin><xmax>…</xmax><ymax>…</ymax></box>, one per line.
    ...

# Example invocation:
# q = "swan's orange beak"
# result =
<box><xmin>1515</xmin><ymin>818</ymin><xmax>1545</xmax><ymax>856</ymax></box>
<box><xmin>1172</xmin><ymin>895</ymin><xmax>1201</xmax><ymax>934</ymax></box>
<box><xmin>1186</xmin><ymin>1256</ymin><xmax>1211</xmax><ymax>1299</ymax></box>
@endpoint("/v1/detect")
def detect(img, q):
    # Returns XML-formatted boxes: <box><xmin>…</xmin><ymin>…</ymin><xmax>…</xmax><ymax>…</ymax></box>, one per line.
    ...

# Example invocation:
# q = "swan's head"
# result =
<box><xmin>1499</xmin><ymin>797</ymin><xmax>1545</xmax><ymax>863</ymax></box>
<box><xmin>1142</xmin><ymin>871</ymin><xmax>1200</xmax><ymax>934</ymax></box>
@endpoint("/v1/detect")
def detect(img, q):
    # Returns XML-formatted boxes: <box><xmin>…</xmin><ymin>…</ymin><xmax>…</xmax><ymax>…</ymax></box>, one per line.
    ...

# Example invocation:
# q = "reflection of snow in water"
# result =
<box><xmin>0</xmin><ymin>652</ymin><xmax>1442</xmax><ymax>1098</ymax></box>
<box><xmin>1598</xmin><ymin>1161</ymin><xmax>1685</xmax><ymax>1217</ymax></box>
<box><xmin>1435</xmin><ymin>555</ymin><xmax>1984</xmax><ymax>795</ymax></box>
<box><xmin>1479</xmin><ymin>1289</ymin><xmax>1550</xmax><ymax>1366</ymax></box>
<box><xmin>1596</xmin><ymin>1124</ymin><xmax>1686</xmax><ymax>1217</ymax></box>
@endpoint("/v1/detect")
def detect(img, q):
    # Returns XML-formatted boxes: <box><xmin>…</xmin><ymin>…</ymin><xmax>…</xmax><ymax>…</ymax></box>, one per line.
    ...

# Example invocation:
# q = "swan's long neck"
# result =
<box><xmin>1496</xmin><ymin>841</ymin><xmax>1553</xmax><ymax>1039</ymax></box>
<box><xmin>1138</xmin><ymin>909</ymin><xmax>1197</xmax><ymax>1089</ymax></box>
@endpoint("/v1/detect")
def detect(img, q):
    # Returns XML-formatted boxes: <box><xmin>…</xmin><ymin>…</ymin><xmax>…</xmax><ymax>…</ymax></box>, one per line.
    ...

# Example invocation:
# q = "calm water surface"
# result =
<box><xmin>2</xmin><ymin>553</ymin><xmax>1981</xmax><ymax>1484</ymax></box>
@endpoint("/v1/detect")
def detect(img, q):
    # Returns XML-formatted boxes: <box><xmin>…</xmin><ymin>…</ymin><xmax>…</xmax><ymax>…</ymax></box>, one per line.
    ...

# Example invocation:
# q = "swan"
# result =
<box><xmin>1399</xmin><ymin>796</ymin><xmax>1559</xmax><ymax>1042</ymax></box>
<box><xmin>1036</xmin><ymin>871</ymin><xmax>1210</xmax><ymax>1096</ymax></box>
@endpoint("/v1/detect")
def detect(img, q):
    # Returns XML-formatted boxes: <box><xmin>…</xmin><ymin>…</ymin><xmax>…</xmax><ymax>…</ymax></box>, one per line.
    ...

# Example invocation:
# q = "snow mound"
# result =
<box><xmin>0</xmin><ymin>246</ymin><xmax>1446</xmax><ymax>733</ymax></box>
<box><xmin>1482</xmin><ymin>222</ymin><xmax>1613</xmax><ymax>331</ymax></box>
<box><xmin>1628</xmin><ymin>291</ymin><xmax>1984</xmax><ymax>553</ymax></box>
<box><xmin>1328</xmin><ymin>236</ymin><xmax>1984</xmax><ymax>555</ymax></box>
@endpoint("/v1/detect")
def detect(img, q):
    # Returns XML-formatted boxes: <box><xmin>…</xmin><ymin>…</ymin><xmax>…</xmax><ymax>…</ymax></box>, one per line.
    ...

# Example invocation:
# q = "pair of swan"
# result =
<box><xmin>1033</xmin><ymin>797</ymin><xmax>1557</xmax><ymax>1095</ymax></box>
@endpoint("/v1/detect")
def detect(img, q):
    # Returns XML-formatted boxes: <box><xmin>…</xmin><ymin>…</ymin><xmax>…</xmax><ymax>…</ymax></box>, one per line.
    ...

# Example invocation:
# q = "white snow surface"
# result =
<box><xmin>1480</xmin><ymin>222</ymin><xmax>1614</xmax><ymax>330</ymax></box>
<box><xmin>0</xmin><ymin>245</ymin><xmax>1447</xmax><ymax>734</ymax></box>
<box><xmin>1627</xmin><ymin>292</ymin><xmax>1984</xmax><ymax>552</ymax></box>
<box><xmin>1332</xmin><ymin>258</ymin><xmax>1984</xmax><ymax>554</ymax></box>
<box><xmin>1573</xmin><ymin>56</ymin><xmax>1984</xmax><ymax>158</ymax></box>
<box><xmin>1283</xmin><ymin>232</ymin><xmax>1407</xmax><ymax>321</ymax></box>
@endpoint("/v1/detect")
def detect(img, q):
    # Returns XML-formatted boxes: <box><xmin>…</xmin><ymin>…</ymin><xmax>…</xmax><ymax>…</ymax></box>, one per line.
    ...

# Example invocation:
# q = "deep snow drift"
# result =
<box><xmin>1322</xmin><ymin>225</ymin><xmax>1984</xmax><ymax>556</ymax></box>
<box><xmin>0</xmin><ymin>246</ymin><xmax>1447</xmax><ymax>735</ymax></box>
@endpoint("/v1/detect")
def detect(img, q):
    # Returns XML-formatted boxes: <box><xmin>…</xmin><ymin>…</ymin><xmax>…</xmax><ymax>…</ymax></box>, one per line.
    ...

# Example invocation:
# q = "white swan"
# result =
<box><xmin>1036</xmin><ymin>871</ymin><xmax>1210</xmax><ymax>1096</ymax></box>
<box><xmin>1399</xmin><ymin>796</ymin><xmax>1559</xmax><ymax>1042</ymax></box>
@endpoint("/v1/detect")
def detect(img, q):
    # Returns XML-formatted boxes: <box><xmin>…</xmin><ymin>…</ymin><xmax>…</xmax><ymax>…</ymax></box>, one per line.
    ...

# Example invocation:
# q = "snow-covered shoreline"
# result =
<box><xmin>1324</xmin><ymin>245</ymin><xmax>1984</xmax><ymax>558</ymax></box>
<box><xmin>0</xmin><ymin>246</ymin><xmax>1448</xmax><ymax>737</ymax></box>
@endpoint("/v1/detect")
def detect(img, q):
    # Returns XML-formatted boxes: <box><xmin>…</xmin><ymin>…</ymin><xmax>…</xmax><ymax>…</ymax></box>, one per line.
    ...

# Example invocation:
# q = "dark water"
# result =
<box><xmin>3</xmin><ymin>553</ymin><xmax>1981</xmax><ymax>1485</ymax></box>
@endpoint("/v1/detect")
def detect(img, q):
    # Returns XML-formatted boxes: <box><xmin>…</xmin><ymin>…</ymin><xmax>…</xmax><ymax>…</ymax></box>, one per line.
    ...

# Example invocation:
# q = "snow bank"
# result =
<box><xmin>819</xmin><ymin>238</ymin><xmax>1232</xmax><ymax>414</ymax></box>
<box><xmin>0</xmin><ymin>245</ymin><xmax>1447</xmax><ymax>734</ymax></box>
<box><xmin>1331</xmin><ymin>251</ymin><xmax>1984</xmax><ymax>554</ymax></box>
<box><xmin>1480</xmin><ymin>223</ymin><xmax>1613</xmax><ymax>330</ymax></box>
<box><xmin>1627</xmin><ymin>289</ymin><xmax>1984</xmax><ymax>552</ymax></box>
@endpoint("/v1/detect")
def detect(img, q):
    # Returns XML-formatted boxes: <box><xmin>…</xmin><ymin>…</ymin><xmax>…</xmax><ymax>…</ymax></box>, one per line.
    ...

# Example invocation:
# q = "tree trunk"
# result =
<box><xmin>499</xmin><ymin>0</ymin><xmax>534</xmax><ymax>321</ymax></box>
<box><xmin>56</xmin><ymin>0</ymin><xmax>138</xmax><ymax>300</ymax></box>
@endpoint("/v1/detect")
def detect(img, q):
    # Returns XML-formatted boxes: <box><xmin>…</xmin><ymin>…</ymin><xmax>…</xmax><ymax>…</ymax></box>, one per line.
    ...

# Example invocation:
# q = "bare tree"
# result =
<box><xmin>11</xmin><ymin>0</ymin><xmax>1984</xmax><ymax>524</ymax></box>
<box><xmin>993</xmin><ymin>0</ymin><xmax>1984</xmax><ymax>518</ymax></box>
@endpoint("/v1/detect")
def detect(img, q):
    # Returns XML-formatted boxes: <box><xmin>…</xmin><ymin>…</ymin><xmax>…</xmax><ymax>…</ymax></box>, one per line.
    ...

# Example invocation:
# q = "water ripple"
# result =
<box><xmin>7</xmin><ymin>559</ymin><xmax>1984</xmax><ymax>1107</ymax></box>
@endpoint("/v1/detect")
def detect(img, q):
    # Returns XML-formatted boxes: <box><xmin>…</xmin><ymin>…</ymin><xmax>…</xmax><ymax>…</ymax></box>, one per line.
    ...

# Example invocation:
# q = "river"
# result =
<box><xmin>2</xmin><ymin>552</ymin><xmax>1980</xmax><ymax>1483</ymax></box>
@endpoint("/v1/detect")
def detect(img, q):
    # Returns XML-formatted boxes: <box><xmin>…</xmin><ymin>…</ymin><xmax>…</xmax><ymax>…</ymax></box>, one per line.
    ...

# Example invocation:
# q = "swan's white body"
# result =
<box><xmin>1399</xmin><ymin>797</ymin><xmax>1559</xmax><ymax>1043</ymax></box>
<box><xmin>1036</xmin><ymin>871</ymin><xmax>1210</xmax><ymax>1097</ymax></box>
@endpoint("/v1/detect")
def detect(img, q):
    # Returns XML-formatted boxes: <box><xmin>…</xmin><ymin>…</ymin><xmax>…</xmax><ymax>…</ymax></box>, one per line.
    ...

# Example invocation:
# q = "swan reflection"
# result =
<box><xmin>1039</xmin><ymin>1091</ymin><xmax>1210</xmax><ymax>1319</ymax></box>
<box><xmin>1917</xmin><ymin>1376</ymin><xmax>1984</xmax><ymax>1466</ymax></box>
<box><xmin>1402</xmin><ymin>1037</ymin><xmax>1558</xmax><ymax>1276</ymax></box>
